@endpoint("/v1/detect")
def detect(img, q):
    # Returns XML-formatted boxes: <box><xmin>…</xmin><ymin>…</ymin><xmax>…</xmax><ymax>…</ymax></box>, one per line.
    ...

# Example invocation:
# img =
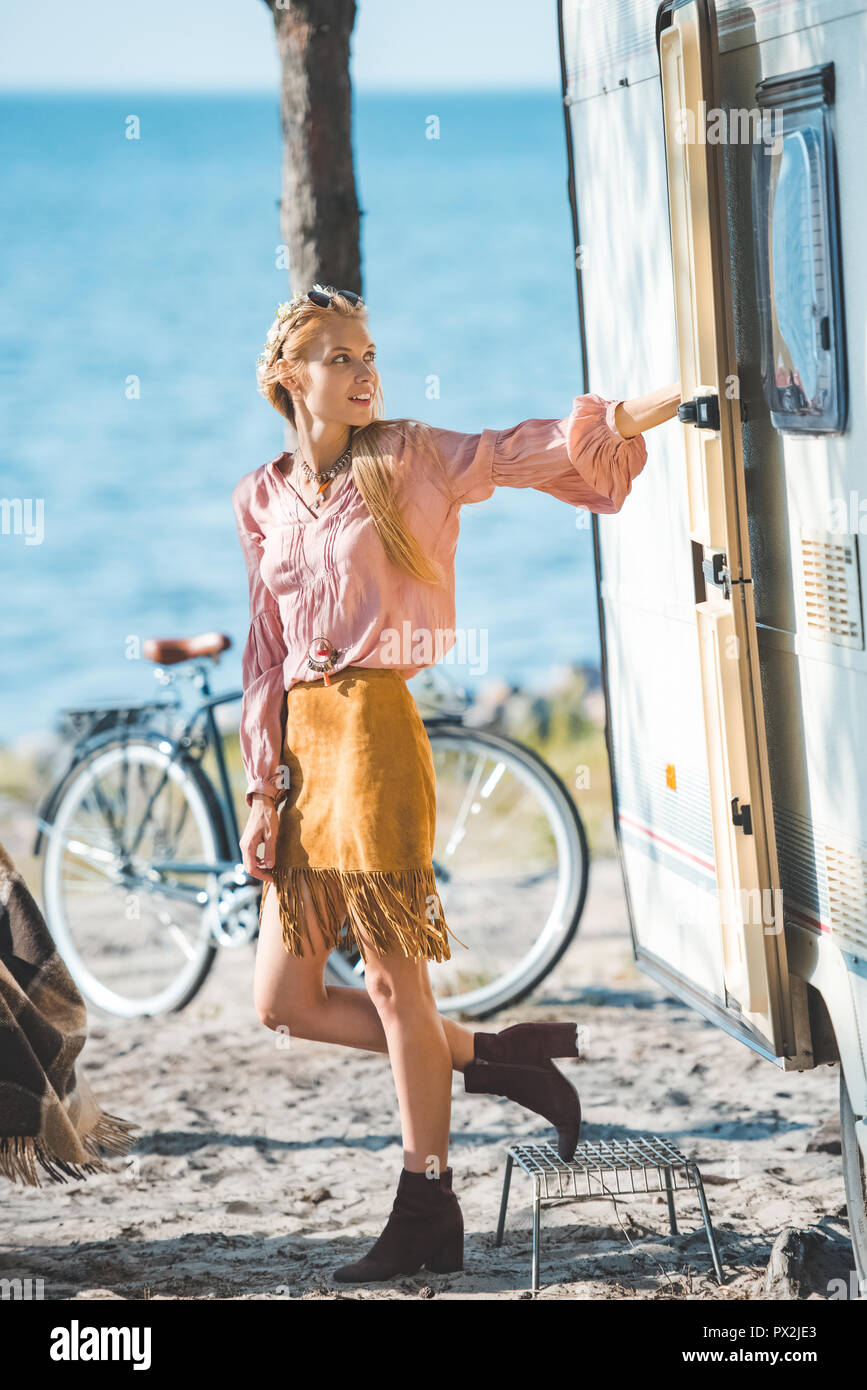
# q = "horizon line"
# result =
<box><xmin>0</xmin><ymin>83</ymin><xmax>561</xmax><ymax>97</ymax></box>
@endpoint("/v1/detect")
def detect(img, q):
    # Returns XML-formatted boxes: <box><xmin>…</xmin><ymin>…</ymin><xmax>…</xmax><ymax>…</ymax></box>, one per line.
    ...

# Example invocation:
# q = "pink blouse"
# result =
<box><xmin>231</xmin><ymin>392</ymin><xmax>648</xmax><ymax>808</ymax></box>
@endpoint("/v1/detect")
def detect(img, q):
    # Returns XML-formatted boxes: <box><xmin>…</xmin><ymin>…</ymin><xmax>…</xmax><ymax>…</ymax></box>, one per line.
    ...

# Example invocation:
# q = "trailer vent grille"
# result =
<box><xmin>799</xmin><ymin>530</ymin><xmax>864</xmax><ymax>648</ymax></box>
<box><xmin>824</xmin><ymin>843</ymin><xmax>867</xmax><ymax>958</ymax></box>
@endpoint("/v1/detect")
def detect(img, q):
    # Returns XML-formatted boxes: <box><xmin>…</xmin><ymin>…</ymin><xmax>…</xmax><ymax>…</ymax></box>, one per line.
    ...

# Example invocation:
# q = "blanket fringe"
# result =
<box><xmin>0</xmin><ymin>1111</ymin><xmax>139</xmax><ymax>1188</ymax></box>
<box><xmin>267</xmin><ymin>865</ymin><xmax>468</xmax><ymax>963</ymax></box>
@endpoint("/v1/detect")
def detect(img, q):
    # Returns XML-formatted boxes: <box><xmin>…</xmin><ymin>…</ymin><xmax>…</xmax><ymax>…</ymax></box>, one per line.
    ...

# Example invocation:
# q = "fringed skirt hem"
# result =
<box><xmin>262</xmin><ymin>865</ymin><xmax>467</xmax><ymax>964</ymax></box>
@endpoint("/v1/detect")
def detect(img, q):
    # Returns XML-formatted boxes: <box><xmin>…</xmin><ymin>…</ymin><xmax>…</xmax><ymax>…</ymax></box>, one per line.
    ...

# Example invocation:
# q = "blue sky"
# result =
<box><xmin>2</xmin><ymin>0</ymin><xmax>561</xmax><ymax>92</ymax></box>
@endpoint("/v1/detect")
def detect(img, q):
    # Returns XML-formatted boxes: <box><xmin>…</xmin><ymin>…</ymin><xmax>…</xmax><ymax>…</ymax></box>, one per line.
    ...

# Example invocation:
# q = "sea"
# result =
<box><xmin>0</xmin><ymin>90</ymin><xmax>606</xmax><ymax>749</ymax></box>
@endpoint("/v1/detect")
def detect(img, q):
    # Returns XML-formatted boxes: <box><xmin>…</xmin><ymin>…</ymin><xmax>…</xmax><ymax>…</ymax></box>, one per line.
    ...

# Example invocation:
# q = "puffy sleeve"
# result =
<box><xmin>428</xmin><ymin>393</ymin><xmax>649</xmax><ymax>513</ymax></box>
<box><xmin>232</xmin><ymin>478</ymin><xmax>289</xmax><ymax>810</ymax></box>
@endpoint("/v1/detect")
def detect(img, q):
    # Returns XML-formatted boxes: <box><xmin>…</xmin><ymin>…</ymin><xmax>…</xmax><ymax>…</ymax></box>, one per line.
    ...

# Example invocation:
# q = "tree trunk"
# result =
<box><xmin>262</xmin><ymin>0</ymin><xmax>362</xmax><ymax>295</ymax></box>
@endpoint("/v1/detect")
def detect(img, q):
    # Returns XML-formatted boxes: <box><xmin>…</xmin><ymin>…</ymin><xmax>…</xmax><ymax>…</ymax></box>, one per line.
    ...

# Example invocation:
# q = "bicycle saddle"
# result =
<box><xmin>142</xmin><ymin>632</ymin><xmax>233</xmax><ymax>664</ymax></box>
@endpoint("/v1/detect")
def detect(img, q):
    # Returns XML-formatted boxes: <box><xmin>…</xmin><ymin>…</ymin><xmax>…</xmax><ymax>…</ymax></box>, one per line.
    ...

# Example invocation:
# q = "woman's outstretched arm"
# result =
<box><xmin>614</xmin><ymin>381</ymin><xmax>681</xmax><ymax>438</ymax></box>
<box><xmin>422</xmin><ymin>382</ymin><xmax>682</xmax><ymax>513</ymax></box>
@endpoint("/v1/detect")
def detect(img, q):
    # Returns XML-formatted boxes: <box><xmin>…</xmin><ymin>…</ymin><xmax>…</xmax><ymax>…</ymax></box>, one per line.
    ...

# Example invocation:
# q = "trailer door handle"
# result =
<box><xmin>677</xmin><ymin>393</ymin><xmax>720</xmax><ymax>429</ymax></box>
<box><xmin>701</xmin><ymin>551</ymin><xmax>731</xmax><ymax>599</ymax></box>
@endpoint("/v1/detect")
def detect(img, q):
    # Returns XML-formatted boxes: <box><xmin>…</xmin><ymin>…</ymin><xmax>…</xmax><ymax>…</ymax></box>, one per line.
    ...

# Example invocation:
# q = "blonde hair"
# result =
<box><xmin>256</xmin><ymin>286</ymin><xmax>451</xmax><ymax>586</ymax></box>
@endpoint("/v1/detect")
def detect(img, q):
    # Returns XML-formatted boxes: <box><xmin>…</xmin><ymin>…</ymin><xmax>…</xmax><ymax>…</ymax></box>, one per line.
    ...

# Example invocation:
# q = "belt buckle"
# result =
<box><xmin>307</xmin><ymin>635</ymin><xmax>341</xmax><ymax>686</ymax></box>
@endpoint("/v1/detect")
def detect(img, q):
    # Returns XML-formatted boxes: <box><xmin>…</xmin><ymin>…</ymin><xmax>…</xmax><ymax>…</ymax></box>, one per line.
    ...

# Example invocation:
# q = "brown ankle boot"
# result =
<box><xmin>332</xmin><ymin>1166</ymin><xmax>463</xmax><ymax>1283</ymax></box>
<box><xmin>464</xmin><ymin>1058</ymin><xmax>581</xmax><ymax>1161</ymax></box>
<box><xmin>473</xmin><ymin>1020</ymin><xmax>581</xmax><ymax>1066</ymax></box>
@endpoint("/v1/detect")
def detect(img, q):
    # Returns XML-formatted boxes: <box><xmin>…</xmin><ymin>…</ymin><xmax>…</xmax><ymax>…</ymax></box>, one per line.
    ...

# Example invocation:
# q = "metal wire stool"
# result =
<box><xmin>496</xmin><ymin>1137</ymin><xmax>725</xmax><ymax>1293</ymax></box>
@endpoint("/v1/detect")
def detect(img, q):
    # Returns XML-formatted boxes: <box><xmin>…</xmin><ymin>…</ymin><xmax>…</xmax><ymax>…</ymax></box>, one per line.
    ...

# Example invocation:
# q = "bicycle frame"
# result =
<box><xmin>33</xmin><ymin>660</ymin><xmax>248</xmax><ymax>894</ymax></box>
<box><xmin>32</xmin><ymin>659</ymin><xmax>472</xmax><ymax>901</ymax></box>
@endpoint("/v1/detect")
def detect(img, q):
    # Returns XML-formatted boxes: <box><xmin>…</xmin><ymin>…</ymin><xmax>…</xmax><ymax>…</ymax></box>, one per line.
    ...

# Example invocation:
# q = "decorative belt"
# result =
<box><xmin>306</xmin><ymin>635</ymin><xmax>341</xmax><ymax>686</ymax></box>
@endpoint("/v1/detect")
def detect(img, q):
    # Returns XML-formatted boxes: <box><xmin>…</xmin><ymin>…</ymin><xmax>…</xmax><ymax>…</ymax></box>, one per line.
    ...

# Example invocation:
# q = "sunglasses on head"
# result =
<box><xmin>306</xmin><ymin>288</ymin><xmax>362</xmax><ymax>309</ymax></box>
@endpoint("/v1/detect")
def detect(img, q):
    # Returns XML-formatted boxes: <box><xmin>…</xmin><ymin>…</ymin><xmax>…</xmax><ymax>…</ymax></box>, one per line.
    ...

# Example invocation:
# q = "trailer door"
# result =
<box><xmin>656</xmin><ymin>0</ymin><xmax>795</xmax><ymax>1051</ymax></box>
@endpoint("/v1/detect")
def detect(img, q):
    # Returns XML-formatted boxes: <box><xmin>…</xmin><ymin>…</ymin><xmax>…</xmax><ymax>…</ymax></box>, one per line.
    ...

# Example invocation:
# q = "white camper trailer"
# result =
<box><xmin>559</xmin><ymin>0</ymin><xmax>867</xmax><ymax>1284</ymax></box>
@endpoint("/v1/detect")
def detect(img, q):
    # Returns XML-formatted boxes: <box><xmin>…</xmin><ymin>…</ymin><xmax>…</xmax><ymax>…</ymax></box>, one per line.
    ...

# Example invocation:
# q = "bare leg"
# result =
<box><xmin>254</xmin><ymin>877</ymin><xmax>476</xmax><ymax>1072</ymax></box>
<box><xmin>357</xmin><ymin>921</ymin><xmax>453</xmax><ymax>1175</ymax></box>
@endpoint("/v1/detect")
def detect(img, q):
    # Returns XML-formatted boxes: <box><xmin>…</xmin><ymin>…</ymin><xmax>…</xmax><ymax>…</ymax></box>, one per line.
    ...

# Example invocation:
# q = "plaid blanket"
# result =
<box><xmin>0</xmin><ymin>837</ymin><xmax>137</xmax><ymax>1185</ymax></box>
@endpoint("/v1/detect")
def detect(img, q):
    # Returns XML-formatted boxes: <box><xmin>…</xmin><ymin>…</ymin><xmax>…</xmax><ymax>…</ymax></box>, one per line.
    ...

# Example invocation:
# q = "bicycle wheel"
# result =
<box><xmin>41</xmin><ymin>730</ymin><xmax>226</xmax><ymax>1017</ymax></box>
<box><xmin>326</xmin><ymin>722</ymin><xmax>589</xmax><ymax>1017</ymax></box>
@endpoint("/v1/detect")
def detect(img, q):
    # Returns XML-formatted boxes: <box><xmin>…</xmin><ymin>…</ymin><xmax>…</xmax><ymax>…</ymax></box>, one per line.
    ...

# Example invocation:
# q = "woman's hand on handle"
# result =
<box><xmin>240</xmin><ymin>793</ymin><xmax>279</xmax><ymax>885</ymax></box>
<box><xmin>614</xmin><ymin>381</ymin><xmax>682</xmax><ymax>438</ymax></box>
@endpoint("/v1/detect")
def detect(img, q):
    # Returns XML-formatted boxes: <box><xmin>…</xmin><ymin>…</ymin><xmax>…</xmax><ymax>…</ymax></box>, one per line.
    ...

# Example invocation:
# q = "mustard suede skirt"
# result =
<box><xmin>261</xmin><ymin>666</ymin><xmax>466</xmax><ymax>963</ymax></box>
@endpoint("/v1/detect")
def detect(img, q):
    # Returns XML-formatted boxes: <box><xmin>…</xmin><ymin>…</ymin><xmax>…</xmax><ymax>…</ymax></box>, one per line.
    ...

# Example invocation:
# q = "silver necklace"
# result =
<box><xmin>293</xmin><ymin>439</ymin><xmax>353</xmax><ymax>510</ymax></box>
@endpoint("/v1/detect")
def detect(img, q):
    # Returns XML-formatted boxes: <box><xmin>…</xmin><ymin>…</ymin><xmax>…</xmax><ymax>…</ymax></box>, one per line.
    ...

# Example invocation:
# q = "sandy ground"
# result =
<box><xmin>2</xmin><ymin>817</ymin><xmax>856</xmax><ymax>1304</ymax></box>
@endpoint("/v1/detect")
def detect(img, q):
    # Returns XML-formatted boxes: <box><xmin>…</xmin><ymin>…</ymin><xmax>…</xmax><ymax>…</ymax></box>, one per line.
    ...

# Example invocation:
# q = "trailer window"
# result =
<box><xmin>751</xmin><ymin>63</ymin><xmax>847</xmax><ymax>435</ymax></box>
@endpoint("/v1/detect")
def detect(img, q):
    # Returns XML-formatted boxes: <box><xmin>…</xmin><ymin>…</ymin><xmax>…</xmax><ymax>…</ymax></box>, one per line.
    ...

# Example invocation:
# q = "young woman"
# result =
<box><xmin>233</xmin><ymin>284</ymin><xmax>680</xmax><ymax>1284</ymax></box>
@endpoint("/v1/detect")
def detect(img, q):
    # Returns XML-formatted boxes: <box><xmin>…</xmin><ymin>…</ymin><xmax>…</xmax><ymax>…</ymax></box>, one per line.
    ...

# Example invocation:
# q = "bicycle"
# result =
<box><xmin>32</xmin><ymin>633</ymin><xmax>590</xmax><ymax>1020</ymax></box>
